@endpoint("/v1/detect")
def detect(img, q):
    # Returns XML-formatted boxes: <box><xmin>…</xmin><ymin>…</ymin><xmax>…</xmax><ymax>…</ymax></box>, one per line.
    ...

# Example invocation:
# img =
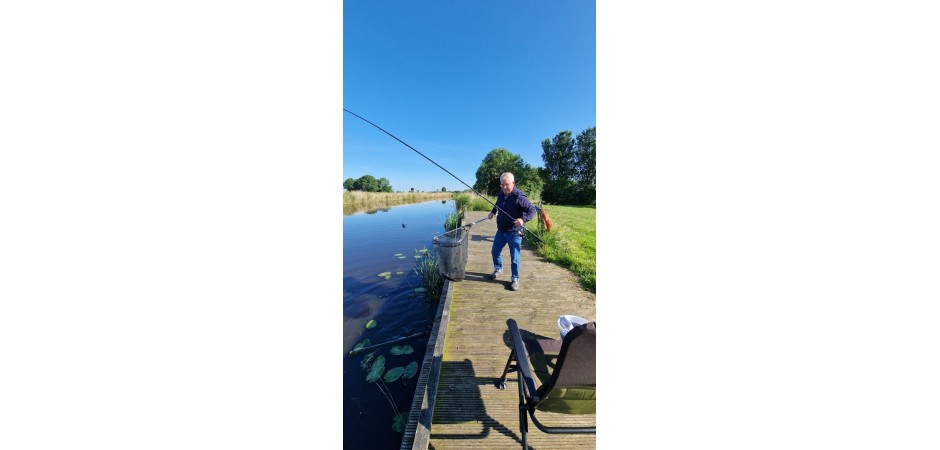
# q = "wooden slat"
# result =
<box><xmin>399</xmin><ymin>276</ymin><xmax>454</xmax><ymax>449</ymax></box>
<box><xmin>402</xmin><ymin>210</ymin><xmax>597</xmax><ymax>449</ymax></box>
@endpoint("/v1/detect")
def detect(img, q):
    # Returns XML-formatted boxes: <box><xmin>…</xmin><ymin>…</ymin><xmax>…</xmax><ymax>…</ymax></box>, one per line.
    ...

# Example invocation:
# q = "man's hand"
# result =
<box><xmin>514</xmin><ymin>218</ymin><xmax>524</xmax><ymax>227</ymax></box>
<box><xmin>488</xmin><ymin>212</ymin><xmax>495</xmax><ymax>220</ymax></box>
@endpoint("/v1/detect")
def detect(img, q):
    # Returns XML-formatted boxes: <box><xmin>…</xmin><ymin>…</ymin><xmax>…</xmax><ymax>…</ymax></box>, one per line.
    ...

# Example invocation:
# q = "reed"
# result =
<box><xmin>412</xmin><ymin>251</ymin><xmax>443</xmax><ymax>301</ymax></box>
<box><xmin>443</xmin><ymin>210</ymin><xmax>461</xmax><ymax>232</ymax></box>
<box><xmin>343</xmin><ymin>191</ymin><xmax>453</xmax><ymax>216</ymax></box>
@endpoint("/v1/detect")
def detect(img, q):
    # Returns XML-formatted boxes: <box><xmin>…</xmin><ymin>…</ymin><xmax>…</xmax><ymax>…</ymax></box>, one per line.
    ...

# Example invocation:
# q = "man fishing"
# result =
<box><xmin>487</xmin><ymin>172</ymin><xmax>536</xmax><ymax>291</ymax></box>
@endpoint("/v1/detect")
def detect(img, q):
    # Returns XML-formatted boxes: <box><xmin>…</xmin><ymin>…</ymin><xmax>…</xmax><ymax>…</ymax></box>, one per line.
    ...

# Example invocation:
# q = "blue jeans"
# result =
<box><xmin>491</xmin><ymin>230</ymin><xmax>522</xmax><ymax>281</ymax></box>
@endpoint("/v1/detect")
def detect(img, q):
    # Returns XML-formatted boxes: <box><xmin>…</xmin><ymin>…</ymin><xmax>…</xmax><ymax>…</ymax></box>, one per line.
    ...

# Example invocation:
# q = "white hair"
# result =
<box><xmin>500</xmin><ymin>172</ymin><xmax>515</xmax><ymax>183</ymax></box>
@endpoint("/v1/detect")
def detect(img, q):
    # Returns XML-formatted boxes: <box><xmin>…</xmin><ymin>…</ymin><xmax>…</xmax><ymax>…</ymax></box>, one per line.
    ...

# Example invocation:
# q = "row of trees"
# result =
<box><xmin>344</xmin><ymin>126</ymin><xmax>596</xmax><ymax>203</ymax></box>
<box><xmin>540</xmin><ymin>127</ymin><xmax>596</xmax><ymax>204</ymax></box>
<box><xmin>343</xmin><ymin>175</ymin><xmax>393</xmax><ymax>192</ymax></box>
<box><xmin>472</xmin><ymin>126</ymin><xmax>596</xmax><ymax>205</ymax></box>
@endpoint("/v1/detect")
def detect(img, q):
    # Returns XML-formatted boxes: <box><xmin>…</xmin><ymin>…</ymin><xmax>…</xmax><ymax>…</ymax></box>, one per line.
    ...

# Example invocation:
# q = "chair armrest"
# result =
<box><xmin>507</xmin><ymin>318</ymin><xmax>540</xmax><ymax>404</ymax></box>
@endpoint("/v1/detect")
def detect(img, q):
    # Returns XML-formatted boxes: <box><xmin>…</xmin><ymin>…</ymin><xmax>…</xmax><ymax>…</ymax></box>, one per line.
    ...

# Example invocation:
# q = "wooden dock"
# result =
<box><xmin>401</xmin><ymin>210</ymin><xmax>597</xmax><ymax>449</ymax></box>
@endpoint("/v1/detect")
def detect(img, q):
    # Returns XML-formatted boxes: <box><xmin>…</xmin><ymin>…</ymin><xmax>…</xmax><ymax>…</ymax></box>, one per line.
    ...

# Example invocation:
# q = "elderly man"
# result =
<box><xmin>487</xmin><ymin>172</ymin><xmax>536</xmax><ymax>291</ymax></box>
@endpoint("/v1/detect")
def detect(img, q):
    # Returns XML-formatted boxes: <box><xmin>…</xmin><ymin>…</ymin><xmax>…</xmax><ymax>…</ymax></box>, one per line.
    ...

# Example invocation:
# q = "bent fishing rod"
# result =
<box><xmin>343</xmin><ymin>108</ymin><xmax>543</xmax><ymax>243</ymax></box>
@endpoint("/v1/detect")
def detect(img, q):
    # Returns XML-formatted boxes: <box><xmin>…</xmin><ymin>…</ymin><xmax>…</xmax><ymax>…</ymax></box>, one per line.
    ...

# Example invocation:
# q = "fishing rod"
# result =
<box><xmin>463</xmin><ymin>216</ymin><xmax>490</xmax><ymax>228</ymax></box>
<box><xmin>343</xmin><ymin>108</ymin><xmax>544</xmax><ymax>243</ymax></box>
<box><xmin>434</xmin><ymin>216</ymin><xmax>491</xmax><ymax>240</ymax></box>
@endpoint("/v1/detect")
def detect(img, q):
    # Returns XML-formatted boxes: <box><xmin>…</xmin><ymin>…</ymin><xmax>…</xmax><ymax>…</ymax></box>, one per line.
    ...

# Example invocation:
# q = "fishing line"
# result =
<box><xmin>343</xmin><ymin>108</ymin><xmax>543</xmax><ymax>243</ymax></box>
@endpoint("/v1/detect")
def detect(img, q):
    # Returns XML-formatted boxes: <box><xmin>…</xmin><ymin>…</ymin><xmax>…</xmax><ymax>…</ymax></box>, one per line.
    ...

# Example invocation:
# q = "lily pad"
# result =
<box><xmin>413</xmin><ymin>254</ymin><xmax>423</xmax><ymax>258</ymax></box>
<box><xmin>415</xmin><ymin>248</ymin><xmax>428</xmax><ymax>254</ymax></box>
<box><xmin>392</xmin><ymin>412</ymin><xmax>407</xmax><ymax>433</ymax></box>
<box><xmin>397</xmin><ymin>256</ymin><xmax>407</xmax><ymax>259</ymax></box>
<box><xmin>389</xmin><ymin>345</ymin><xmax>413</xmax><ymax>355</ymax></box>
<box><xmin>393</xmin><ymin>253</ymin><xmax>404</xmax><ymax>257</ymax></box>
<box><xmin>383</xmin><ymin>366</ymin><xmax>404</xmax><ymax>383</ymax></box>
<box><xmin>366</xmin><ymin>319</ymin><xmax>376</xmax><ymax>329</ymax></box>
<box><xmin>377</xmin><ymin>272</ymin><xmax>392</xmax><ymax>279</ymax></box>
<box><xmin>413</xmin><ymin>287</ymin><xmax>426</xmax><ymax>293</ymax></box>
<box><xmin>365</xmin><ymin>355</ymin><xmax>385</xmax><ymax>383</ymax></box>
<box><xmin>396</xmin><ymin>271</ymin><xmax>405</xmax><ymax>275</ymax></box>
<box><xmin>403</xmin><ymin>361</ymin><xmax>418</xmax><ymax>379</ymax></box>
<box><xmin>388</xmin><ymin>345</ymin><xmax>415</xmax><ymax>355</ymax></box>
<box><xmin>352</xmin><ymin>339</ymin><xmax>371</xmax><ymax>352</ymax></box>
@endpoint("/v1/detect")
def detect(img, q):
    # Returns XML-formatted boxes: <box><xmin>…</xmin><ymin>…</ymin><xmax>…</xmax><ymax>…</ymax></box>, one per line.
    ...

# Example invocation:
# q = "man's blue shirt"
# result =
<box><xmin>491</xmin><ymin>187</ymin><xmax>536</xmax><ymax>232</ymax></box>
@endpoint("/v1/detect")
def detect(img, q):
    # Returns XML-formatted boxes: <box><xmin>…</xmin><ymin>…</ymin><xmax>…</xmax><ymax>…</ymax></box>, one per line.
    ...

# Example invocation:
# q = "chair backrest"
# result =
<box><xmin>535</xmin><ymin>321</ymin><xmax>596</xmax><ymax>414</ymax></box>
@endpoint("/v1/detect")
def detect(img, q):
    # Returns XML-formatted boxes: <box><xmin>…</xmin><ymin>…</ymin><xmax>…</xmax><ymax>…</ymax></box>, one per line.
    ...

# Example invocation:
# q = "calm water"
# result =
<box><xmin>343</xmin><ymin>200</ymin><xmax>456</xmax><ymax>449</ymax></box>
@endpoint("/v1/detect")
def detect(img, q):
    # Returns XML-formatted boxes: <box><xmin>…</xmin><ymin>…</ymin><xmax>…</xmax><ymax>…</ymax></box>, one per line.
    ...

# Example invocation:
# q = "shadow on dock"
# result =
<box><xmin>427</xmin><ymin>359</ymin><xmax>525</xmax><ymax>446</ymax></box>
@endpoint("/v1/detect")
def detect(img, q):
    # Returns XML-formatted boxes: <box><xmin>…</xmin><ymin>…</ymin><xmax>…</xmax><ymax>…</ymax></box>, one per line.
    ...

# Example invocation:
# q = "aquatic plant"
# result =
<box><xmin>392</xmin><ymin>412</ymin><xmax>408</xmax><ymax>433</ymax></box>
<box><xmin>365</xmin><ymin>355</ymin><xmax>385</xmax><ymax>382</ymax></box>
<box><xmin>412</xmin><ymin>253</ymin><xmax>443</xmax><ymax>301</ymax></box>
<box><xmin>443</xmin><ymin>210</ymin><xmax>461</xmax><ymax>232</ymax></box>
<box><xmin>383</xmin><ymin>366</ymin><xmax>404</xmax><ymax>383</ymax></box>
<box><xmin>452</xmin><ymin>193</ymin><xmax>471</xmax><ymax>215</ymax></box>
<box><xmin>360</xmin><ymin>351</ymin><xmax>407</xmax><ymax>433</ymax></box>
<box><xmin>389</xmin><ymin>345</ymin><xmax>413</xmax><ymax>355</ymax></box>
<box><xmin>403</xmin><ymin>361</ymin><xmax>418</xmax><ymax>379</ymax></box>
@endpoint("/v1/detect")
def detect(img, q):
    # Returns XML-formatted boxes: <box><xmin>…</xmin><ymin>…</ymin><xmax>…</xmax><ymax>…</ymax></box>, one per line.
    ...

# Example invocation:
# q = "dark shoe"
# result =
<box><xmin>490</xmin><ymin>270</ymin><xmax>502</xmax><ymax>280</ymax></box>
<box><xmin>510</xmin><ymin>279</ymin><xmax>519</xmax><ymax>291</ymax></box>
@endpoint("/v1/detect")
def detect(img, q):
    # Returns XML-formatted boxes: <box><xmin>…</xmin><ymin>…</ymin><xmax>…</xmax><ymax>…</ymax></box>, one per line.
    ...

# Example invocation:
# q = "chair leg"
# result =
<box><xmin>517</xmin><ymin>369</ymin><xmax>529</xmax><ymax>449</ymax></box>
<box><xmin>497</xmin><ymin>350</ymin><xmax>515</xmax><ymax>389</ymax></box>
<box><xmin>520</xmin><ymin>403</ymin><xmax>529</xmax><ymax>449</ymax></box>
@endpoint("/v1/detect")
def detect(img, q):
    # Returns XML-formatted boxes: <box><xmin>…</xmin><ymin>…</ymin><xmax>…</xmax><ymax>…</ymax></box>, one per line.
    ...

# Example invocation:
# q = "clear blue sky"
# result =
<box><xmin>343</xmin><ymin>0</ymin><xmax>596</xmax><ymax>193</ymax></box>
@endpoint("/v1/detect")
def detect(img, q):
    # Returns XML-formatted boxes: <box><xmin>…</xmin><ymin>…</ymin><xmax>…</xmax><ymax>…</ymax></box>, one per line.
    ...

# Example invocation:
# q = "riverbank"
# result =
<box><xmin>343</xmin><ymin>191</ymin><xmax>454</xmax><ymax>215</ymax></box>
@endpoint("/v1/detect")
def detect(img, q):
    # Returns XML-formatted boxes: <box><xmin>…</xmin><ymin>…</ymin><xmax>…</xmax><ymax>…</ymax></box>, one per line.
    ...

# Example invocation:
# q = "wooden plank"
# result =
<box><xmin>400</xmin><ymin>271</ymin><xmax>454</xmax><ymax>449</ymax></box>
<box><xmin>427</xmin><ymin>211</ymin><xmax>597</xmax><ymax>449</ymax></box>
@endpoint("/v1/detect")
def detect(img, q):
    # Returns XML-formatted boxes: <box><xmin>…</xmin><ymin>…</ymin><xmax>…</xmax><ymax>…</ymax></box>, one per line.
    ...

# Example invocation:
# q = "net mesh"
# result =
<box><xmin>433</xmin><ymin>227</ymin><xmax>469</xmax><ymax>281</ymax></box>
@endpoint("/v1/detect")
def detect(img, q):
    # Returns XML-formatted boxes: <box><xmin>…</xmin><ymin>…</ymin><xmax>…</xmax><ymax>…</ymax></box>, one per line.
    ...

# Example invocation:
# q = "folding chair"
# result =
<box><xmin>497</xmin><ymin>318</ymin><xmax>596</xmax><ymax>449</ymax></box>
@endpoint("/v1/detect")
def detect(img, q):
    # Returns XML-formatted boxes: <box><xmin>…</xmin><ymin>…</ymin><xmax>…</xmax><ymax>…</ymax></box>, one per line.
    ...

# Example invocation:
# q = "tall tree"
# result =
<box><xmin>473</xmin><ymin>148</ymin><xmax>525</xmax><ymax>196</ymax></box>
<box><xmin>517</xmin><ymin>165</ymin><xmax>543</xmax><ymax>201</ymax></box>
<box><xmin>353</xmin><ymin>175</ymin><xmax>378</xmax><ymax>192</ymax></box>
<box><xmin>541</xmin><ymin>131</ymin><xmax>576</xmax><ymax>182</ymax></box>
<box><xmin>343</xmin><ymin>178</ymin><xmax>356</xmax><ymax>191</ymax></box>
<box><xmin>540</xmin><ymin>131</ymin><xmax>579</xmax><ymax>204</ymax></box>
<box><xmin>377</xmin><ymin>177</ymin><xmax>393</xmax><ymax>192</ymax></box>
<box><xmin>575</xmin><ymin>127</ymin><xmax>596</xmax><ymax>203</ymax></box>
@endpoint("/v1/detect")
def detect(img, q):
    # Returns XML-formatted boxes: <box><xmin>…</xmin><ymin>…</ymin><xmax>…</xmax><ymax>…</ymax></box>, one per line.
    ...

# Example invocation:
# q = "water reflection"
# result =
<box><xmin>344</xmin><ymin>194</ymin><xmax>455</xmax><ymax>216</ymax></box>
<box><xmin>344</xmin><ymin>199</ymin><xmax>457</xmax><ymax>449</ymax></box>
<box><xmin>344</xmin><ymin>202</ymin><xmax>395</xmax><ymax>216</ymax></box>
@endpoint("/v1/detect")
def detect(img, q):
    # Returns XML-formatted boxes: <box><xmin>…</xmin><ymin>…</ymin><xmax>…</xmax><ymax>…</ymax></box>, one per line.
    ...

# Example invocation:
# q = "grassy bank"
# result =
<box><xmin>452</xmin><ymin>192</ymin><xmax>495</xmax><ymax>215</ymax></box>
<box><xmin>529</xmin><ymin>204</ymin><xmax>596</xmax><ymax>292</ymax></box>
<box><xmin>343</xmin><ymin>191</ymin><xmax>453</xmax><ymax>215</ymax></box>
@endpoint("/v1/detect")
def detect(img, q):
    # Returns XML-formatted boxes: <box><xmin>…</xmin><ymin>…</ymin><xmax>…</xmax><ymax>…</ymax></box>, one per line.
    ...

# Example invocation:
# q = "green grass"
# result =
<box><xmin>468</xmin><ymin>195</ymin><xmax>494</xmax><ymax>211</ymax></box>
<box><xmin>452</xmin><ymin>192</ymin><xmax>495</xmax><ymax>213</ymax></box>
<box><xmin>528</xmin><ymin>204</ymin><xmax>596</xmax><ymax>293</ymax></box>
